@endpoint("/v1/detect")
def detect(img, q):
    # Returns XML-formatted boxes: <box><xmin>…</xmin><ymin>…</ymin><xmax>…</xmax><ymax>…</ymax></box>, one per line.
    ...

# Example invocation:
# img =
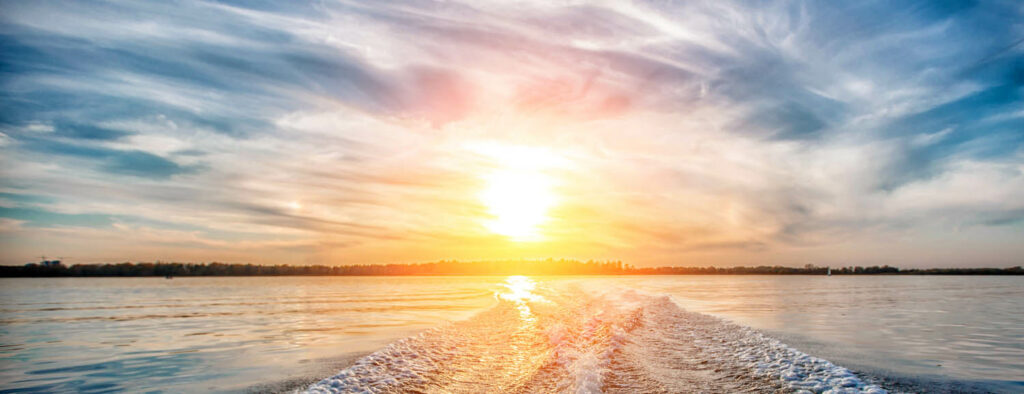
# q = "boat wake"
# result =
<box><xmin>306</xmin><ymin>277</ymin><xmax>886</xmax><ymax>393</ymax></box>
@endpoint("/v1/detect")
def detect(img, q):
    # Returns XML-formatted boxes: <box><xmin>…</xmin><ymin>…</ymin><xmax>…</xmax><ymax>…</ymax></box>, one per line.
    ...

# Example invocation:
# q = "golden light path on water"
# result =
<box><xmin>497</xmin><ymin>275</ymin><xmax>546</xmax><ymax>323</ymax></box>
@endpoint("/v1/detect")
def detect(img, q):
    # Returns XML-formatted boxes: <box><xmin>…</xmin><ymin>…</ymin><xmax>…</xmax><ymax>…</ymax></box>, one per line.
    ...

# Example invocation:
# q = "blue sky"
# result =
<box><xmin>1</xmin><ymin>0</ymin><xmax>1022</xmax><ymax>267</ymax></box>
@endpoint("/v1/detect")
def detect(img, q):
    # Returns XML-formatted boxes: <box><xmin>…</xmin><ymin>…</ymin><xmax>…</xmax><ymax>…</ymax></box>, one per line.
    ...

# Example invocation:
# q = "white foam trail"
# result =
<box><xmin>306</xmin><ymin>279</ymin><xmax>886</xmax><ymax>394</ymax></box>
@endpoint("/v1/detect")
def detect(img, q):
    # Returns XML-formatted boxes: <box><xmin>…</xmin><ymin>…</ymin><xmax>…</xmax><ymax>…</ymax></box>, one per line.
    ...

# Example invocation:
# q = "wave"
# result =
<box><xmin>305</xmin><ymin>277</ymin><xmax>887</xmax><ymax>393</ymax></box>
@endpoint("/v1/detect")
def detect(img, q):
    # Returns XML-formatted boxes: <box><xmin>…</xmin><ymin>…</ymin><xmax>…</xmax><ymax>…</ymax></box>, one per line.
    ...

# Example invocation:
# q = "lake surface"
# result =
<box><xmin>1</xmin><ymin>276</ymin><xmax>1021</xmax><ymax>393</ymax></box>
<box><xmin>620</xmin><ymin>276</ymin><xmax>1024</xmax><ymax>392</ymax></box>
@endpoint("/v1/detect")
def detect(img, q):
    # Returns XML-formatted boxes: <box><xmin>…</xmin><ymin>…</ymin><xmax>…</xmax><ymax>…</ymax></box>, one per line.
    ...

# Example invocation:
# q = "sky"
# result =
<box><xmin>1</xmin><ymin>0</ymin><xmax>1022</xmax><ymax>268</ymax></box>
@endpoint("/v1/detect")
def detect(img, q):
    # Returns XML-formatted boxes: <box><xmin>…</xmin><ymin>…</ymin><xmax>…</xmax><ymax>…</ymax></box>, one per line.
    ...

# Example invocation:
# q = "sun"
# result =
<box><xmin>480</xmin><ymin>168</ymin><xmax>556</xmax><ymax>241</ymax></box>
<box><xmin>473</xmin><ymin>143</ymin><xmax>565</xmax><ymax>241</ymax></box>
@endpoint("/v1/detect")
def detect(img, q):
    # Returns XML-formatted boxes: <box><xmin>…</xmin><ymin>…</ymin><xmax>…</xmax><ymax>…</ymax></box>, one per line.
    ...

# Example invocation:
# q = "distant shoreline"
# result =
<box><xmin>2</xmin><ymin>260</ymin><xmax>1021</xmax><ymax>277</ymax></box>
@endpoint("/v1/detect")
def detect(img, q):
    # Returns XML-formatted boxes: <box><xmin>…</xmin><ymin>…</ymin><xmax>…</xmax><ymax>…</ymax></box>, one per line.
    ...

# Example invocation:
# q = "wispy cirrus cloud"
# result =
<box><xmin>0</xmin><ymin>0</ymin><xmax>1021</xmax><ymax>267</ymax></box>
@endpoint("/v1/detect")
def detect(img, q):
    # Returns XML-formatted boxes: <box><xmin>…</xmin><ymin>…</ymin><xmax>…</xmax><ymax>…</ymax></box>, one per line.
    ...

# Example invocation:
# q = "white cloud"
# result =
<box><xmin>1</xmin><ymin>0</ymin><xmax>1021</xmax><ymax>267</ymax></box>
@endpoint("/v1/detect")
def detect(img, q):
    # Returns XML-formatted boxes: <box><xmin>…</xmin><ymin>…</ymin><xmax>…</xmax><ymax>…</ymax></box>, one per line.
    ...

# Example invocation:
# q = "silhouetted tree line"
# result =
<box><xmin>627</xmin><ymin>264</ymin><xmax>1022</xmax><ymax>275</ymax></box>
<box><xmin>1</xmin><ymin>259</ymin><xmax>1021</xmax><ymax>277</ymax></box>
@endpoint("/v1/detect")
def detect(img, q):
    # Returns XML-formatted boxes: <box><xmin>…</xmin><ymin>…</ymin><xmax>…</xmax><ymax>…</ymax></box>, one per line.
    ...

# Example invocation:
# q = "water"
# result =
<box><xmin>610</xmin><ymin>276</ymin><xmax>1024</xmax><ymax>392</ymax></box>
<box><xmin>614</xmin><ymin>274</ymin><xmax>1024</xmax><ymax>388</ymax></box>
<box><xmin>0</xmin><ymin>277</ymin><xmax>501</xmax><ymax>392</ymax></box>
<box><xmin>1</xmin><ymin>276</ymin><xmax>1021</xmax><ymax>393</ymax></box>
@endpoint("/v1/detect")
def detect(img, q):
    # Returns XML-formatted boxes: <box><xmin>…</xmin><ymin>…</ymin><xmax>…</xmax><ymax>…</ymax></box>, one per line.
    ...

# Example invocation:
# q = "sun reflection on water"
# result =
<box><xmin>497</xmin><ymin>276</ymin><xmax>545</xmax><ymax>322</ymax></box>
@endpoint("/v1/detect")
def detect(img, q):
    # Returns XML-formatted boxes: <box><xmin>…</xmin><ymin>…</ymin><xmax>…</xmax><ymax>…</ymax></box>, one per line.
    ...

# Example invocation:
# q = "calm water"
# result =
<box><xmin>0</xmin><ymin>276</ymin><xmax>1021</xmax><ymax>393</ymax></box>
<box><xmin>0</xmin><ymin>277</ymin><xmax>501</xmax><ymax>392</ymax></box>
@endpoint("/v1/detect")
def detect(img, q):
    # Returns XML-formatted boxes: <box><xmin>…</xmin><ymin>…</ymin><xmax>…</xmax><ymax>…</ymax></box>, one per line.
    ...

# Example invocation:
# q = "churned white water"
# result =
<box><xmin>308</xmin><ymin>277</ymin><xmax>886</xmax><ymax>393</ymax></box>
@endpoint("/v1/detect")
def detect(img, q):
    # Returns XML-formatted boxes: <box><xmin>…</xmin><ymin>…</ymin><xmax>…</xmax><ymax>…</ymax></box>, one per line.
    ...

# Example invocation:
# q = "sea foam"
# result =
<box><xmin>306</xmin><ymin>280</ymin><xmax>886</xmax><ymax>393</ymax></box>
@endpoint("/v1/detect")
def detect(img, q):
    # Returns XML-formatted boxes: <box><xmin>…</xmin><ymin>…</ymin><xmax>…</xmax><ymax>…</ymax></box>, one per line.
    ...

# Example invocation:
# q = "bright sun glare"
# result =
<box><xmin>477</xmin><ymin>145</ymin><xmax>561</xmax><ymax>241</ymax></box>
